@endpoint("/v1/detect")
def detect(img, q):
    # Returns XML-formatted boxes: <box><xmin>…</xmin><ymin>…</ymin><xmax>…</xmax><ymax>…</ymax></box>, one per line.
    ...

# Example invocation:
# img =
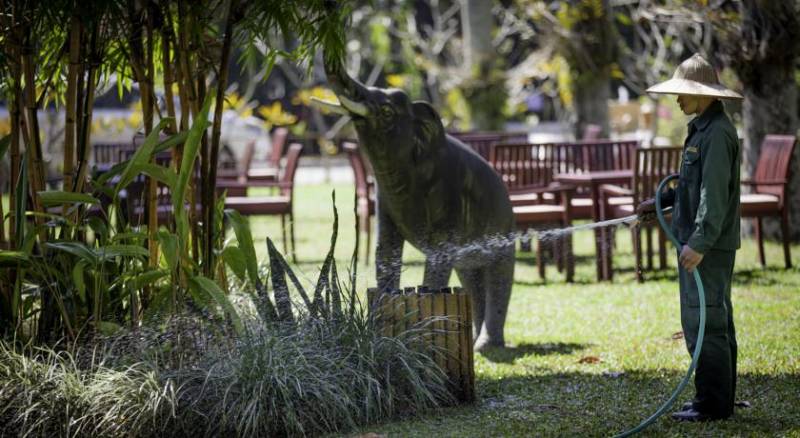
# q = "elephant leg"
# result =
<box><xmin>455</xmin><ymin>267</ymin><xmax>486</xmax><ymax>342</ymax></box>
<box><xmin>375</xmin><ymin>200</ymin><xmax>404</xmax><ymax>292</ymax></box>
<box><xmin>423</xmin><ymin>258</ymin><xmax>453</xmax><ymax>290</ymax></box>
<box><xmin>476</xmin><ymin>245</ymin><xmax>514</xmax><ymax>351</ymax></box>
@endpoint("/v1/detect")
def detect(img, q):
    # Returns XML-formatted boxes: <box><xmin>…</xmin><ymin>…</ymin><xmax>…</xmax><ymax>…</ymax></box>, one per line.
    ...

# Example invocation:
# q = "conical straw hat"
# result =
<box><xmin>646</xmin><ymin>54</ymin><xmax>743</xmax><ymax>100</ymax></box>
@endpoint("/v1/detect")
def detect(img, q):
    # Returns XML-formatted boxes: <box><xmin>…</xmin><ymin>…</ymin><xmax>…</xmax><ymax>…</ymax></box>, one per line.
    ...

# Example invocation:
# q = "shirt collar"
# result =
<box><xmin>688</xmin><ymin>99</ymin><xmax>723</xmax><ymax>132</ymax></box>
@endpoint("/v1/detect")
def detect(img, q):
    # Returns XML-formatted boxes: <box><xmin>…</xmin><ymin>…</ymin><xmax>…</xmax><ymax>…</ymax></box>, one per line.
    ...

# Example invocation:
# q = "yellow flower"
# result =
<box><xmin>257</xmin><ymin>101</ymin><xmax>297</xmax><ymax>127</ymax></box>
<box><xmin>386</xmin><ymin>74</ymin><xmax>406</xmax><ymax>88</ymax></box>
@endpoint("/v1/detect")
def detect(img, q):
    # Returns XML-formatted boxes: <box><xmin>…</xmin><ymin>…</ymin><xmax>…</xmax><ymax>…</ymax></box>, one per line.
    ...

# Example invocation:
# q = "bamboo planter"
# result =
<box><xmin>367</xmin><ymin>286</ymin><xmax>475</xmax><ymax>402</ymax></box>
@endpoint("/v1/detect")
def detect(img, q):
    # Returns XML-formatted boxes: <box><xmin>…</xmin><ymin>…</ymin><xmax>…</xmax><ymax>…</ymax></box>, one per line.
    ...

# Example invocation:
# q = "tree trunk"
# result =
<box><xmin>460</xmin><ymin>0</ymin><xmax>505</xmax><ymax>131</ymax></box>
<box><xmin>573</xmin><ymin>70</ymin><xmax>611</xmax><ymax>140</ymax></box>
<box><xmin>742</xmin><ymin>80</ymin><xmax>799</xmax><ymax>240</ymax></box>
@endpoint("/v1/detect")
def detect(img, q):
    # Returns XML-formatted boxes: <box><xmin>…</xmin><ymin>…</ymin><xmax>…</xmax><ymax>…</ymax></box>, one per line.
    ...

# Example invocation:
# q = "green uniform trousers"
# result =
<box><xmin>678</xmin><ymin>248</ymin><xmax>737</xmax><ymax>419</ymax></box>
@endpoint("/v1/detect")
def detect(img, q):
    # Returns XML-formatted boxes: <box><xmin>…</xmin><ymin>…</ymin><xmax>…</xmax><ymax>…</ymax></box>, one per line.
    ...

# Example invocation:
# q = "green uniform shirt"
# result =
<box><xmin>665</xmin><ymin>100</ymin><xmax>741</xmax><ymax>253</ymax></box>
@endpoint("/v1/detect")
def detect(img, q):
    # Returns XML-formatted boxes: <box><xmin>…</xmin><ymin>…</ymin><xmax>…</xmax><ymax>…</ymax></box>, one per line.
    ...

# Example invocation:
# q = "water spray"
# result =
<box><xmin>613</xmin><ymin>174</ymin><xmax>707</xmax><ymax>437</ymax></box>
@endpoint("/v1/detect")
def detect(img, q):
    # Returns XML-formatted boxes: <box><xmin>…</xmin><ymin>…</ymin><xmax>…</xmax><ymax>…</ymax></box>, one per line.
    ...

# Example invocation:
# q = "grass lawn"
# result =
<box><xmin>3</xmin><ymin>180</ymin><xmax>798</xmax><ymax>436</ymax></box>
<box><xmin>248</xmin><ymin>182</ymin><xmax>800</xmax><ymax>437</ymax></box>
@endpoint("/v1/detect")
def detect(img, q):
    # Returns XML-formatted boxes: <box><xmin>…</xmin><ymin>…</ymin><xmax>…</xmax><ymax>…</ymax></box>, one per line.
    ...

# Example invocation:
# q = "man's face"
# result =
<box><xmin>676</xmin><ymin>95</ymin><xmax>701</xmax><ymax>115</ymax></box>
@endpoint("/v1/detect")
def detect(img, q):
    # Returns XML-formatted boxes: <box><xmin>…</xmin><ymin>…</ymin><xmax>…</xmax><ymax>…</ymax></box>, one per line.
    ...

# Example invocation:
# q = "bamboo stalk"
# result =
<box><xmin>177</xmin><ymin>2</ymin><xmax>202</xmax><ymax>264</ymax></box>
<box><xmin>206</xmin><ymin>0</ymin><xmax>240</xmax><ymax>276</ymax></box>
<box><xmin>63</xmin><ymin>14</ymin><xmax>81</xmax><ymax>208</ymax></box>
<box><xmin>21</xmin><ymin>47</ymin><xmax>46</xmax><ymax>224</ymax></box>
<box><xmin>73</xmin><ymin>23</ymin><xmax>98</xmax><ymax>195</ymax></box>
<box><xmin>7</xmin><ymin>41</ymin><xmax>22</xmax><ymax>247</ymax></box>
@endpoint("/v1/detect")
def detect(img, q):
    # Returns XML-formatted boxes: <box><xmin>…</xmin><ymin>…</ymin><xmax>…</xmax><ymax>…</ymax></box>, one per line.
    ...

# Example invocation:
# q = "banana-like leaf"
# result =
<box><xmin>221</xmin><ymin>245</ymin><xmax>247</xmax><ymax>282</ymax></box>
<box><xmin>37</xmin><ymin>191</ymin><xmax>100</xmax><ymax>206</ymax></box>
<box><xmin>157</xmin><ymin>230</ymin><xmax>179</xmax><ymax>273</ymax></box>
<box><xmin>95</xmin><ymin>131</ymin><xmax>189</xmax><ymax>186</ymax></box>
<box><xmin>189</xmin><ymin>275</ymin><xmax>244</xmax><ymax>335</ymax></box>
<box><xmin>72</xmin><ymin>261</ymin><xmax>87</xmax><ymax>302</ymax></box>
<box><xmin>114</xmin><ymin>117</ymin><xmax>174</xmax><ymax>195</ymax></box>
<box><xmin>136</xmin><ymin>163</ymin><xmax>177</xmax><ymax>188</ymax></box>
<box><xmin>96</xmin><ymin>244</ymin><xmax>150</xmax><ymax>261</ymax></box>
<box><xmin>45</xmin><ymin>241</ymin><xmax>97</xmax><ymax>265</ymax></box>
<box><xmin>128</xmin><ymin>269</ymin><xmax>169</xmax><ymax>290</ymax></box>
<box><xmin>224</xmin><ymin>209</ymin><xmax>259</xmax><ymax>286</ymax></box>
<box><xmin>174</xmin><ymin>94</ymin><xmax>213</xmax><ymax>245</ymax></box>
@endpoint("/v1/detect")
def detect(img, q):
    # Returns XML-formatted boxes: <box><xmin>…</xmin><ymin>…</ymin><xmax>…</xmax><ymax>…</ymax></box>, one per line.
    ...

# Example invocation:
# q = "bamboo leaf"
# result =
<box><xmin>114</xmin><ymin>117</ymin><xmax>174</xmax><ymax>194</ymax></box>
<box><xmin>224</xmin><ymin>209</ymin><xmax>258</xmax><ymax>286</ymax></box>
<box><xmin>37</xmin><ymin>191</ymin><xmax>100</xmax><ymax>206</ymax></box>
<box><xmin>173</xmin><ymin>94</ymin><xmax>213</xmax><ymax>245</ymax></box>
<box><xmin>221</xmin><ymin>245</ymin><xmax>247</xmax><ymax>282</ymax></box>
<box><xmin>189</xmin><ymin>275</ymin><xmax>244</xmax><ymax>335</ymax></box>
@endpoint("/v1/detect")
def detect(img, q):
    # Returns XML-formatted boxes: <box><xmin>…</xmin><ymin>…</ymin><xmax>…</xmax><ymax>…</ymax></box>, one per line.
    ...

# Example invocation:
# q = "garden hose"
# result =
<box><xmin>613</xmin><ymin>174</ymin><xmax>707</xmax><ymax>437</ymax></box>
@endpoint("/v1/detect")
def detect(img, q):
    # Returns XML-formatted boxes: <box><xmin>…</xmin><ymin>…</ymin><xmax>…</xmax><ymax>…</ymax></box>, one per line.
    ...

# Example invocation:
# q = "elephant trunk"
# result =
<box><xmin>323</xmin><ymin>51</ymin><xmax>369</xmax><ymax>116</ymax></box>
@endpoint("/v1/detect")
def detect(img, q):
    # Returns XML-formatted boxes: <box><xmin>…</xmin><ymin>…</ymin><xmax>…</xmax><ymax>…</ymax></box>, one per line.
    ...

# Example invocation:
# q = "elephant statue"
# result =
<box><xmin>313</xmin><ymin>54</ymin><xmax>515</xmax><ymax>351</ymax></box>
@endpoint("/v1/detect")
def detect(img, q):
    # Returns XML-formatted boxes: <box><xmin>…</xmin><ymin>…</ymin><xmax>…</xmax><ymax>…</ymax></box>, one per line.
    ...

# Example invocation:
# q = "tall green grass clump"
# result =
<box><xmin>0</xmin><ymin>195</ymin><xmax>455</xmax><ymax>437</ymax></box>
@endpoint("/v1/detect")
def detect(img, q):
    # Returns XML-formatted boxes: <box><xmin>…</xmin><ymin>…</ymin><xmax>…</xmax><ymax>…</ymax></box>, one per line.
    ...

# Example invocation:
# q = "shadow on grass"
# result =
<box><xmin>362</xmin><ymin>370</ymin><xmax>800</xmax><ymax>437</ymax></box>
<box><xmin>480</xmin><ymin>342</ymin><xmax>590</xmax><ymax>363</ymax></box>
<box><xmin>733</xmin><ymin>266</ymin><xmax>800</xmax><ymax>287</ymax></box>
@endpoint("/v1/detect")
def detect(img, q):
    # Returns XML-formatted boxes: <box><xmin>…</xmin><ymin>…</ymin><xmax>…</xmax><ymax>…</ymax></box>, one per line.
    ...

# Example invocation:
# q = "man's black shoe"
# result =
<box><xmin>680</xmin><ymin>400</ymin><xmax>750</xmax><ymax>412</ymax></box>
<box><xmin>670</xmin><ymin>408</ymin><xmax>726</xmax><ymax>422</ymax></box>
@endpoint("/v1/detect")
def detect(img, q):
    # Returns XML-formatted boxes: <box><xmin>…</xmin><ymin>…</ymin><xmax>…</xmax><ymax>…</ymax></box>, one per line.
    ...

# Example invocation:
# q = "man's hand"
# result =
<box><xmin>636</xmin><ymin>198</ymin><xmax>657</xmax><ymax>225</ymax></box>
<box><xmin>679</xmin><ymin>245</ymin><xmax>704</xmax><ymax>272</ymax></box>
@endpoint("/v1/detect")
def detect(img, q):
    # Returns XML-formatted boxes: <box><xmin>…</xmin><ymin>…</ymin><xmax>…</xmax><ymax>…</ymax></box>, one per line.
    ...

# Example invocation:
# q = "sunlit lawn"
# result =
<box><xmin>249</xmin><ymin>182</ymin><xmax>800</xmax><ymax>437</ymax></box>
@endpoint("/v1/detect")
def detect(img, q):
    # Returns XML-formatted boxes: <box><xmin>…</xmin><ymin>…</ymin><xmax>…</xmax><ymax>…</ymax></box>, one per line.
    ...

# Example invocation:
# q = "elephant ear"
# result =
<box><xmin>412</xmin><ymin>101</ymin><xmax>445</xmax><ymax>149</ymax></box>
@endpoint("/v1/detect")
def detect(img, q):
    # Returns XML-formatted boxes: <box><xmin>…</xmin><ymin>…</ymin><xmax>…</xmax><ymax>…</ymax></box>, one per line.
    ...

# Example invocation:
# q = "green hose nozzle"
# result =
<box><xmin>614</xmin><ymin>174</ymin><xmax>707</xmax><ymax>437</ymax></box>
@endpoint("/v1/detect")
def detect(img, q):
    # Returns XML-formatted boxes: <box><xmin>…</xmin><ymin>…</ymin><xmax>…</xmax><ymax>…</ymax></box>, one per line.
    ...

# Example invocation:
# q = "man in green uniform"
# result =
<box><xmin>637</xmin><ymin>54</ymin><xmax>743</xmax><ymax>422</ymax></box>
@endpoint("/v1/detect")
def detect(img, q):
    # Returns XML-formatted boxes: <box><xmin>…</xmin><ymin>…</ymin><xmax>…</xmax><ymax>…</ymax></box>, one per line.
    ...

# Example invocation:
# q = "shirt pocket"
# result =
<box><xmin>681</xmin><ymin>147</ymin><xmax>701</xmax><ymax>182</ymax></box>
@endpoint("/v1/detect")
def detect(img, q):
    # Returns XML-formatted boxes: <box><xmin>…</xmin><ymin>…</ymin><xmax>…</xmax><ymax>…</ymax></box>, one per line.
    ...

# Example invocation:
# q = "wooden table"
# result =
<box><xmin>554</xmin><ymin>170</ymin><xmax>633</xmax><ymax>281</ymax></box>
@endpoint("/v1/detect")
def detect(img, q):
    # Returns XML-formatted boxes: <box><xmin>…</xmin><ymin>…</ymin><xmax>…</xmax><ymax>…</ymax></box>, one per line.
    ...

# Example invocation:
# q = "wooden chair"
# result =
<box><xmin>490</xmin><ymin>142</ymin><xmax>575</xmax><ymax>281</ymax></box>
<box><xmin>220</xmin><ymin>143</ymin><xmax>303</xmax><ymax>262</ymax></box>
<box><xmin>557</xmin><ymin>140</ymin><xmax>638</xmax><ymax>219</ymax></box>
<box><xmin>600</xmin><ymin>146</ymin><xmax>683</xmax><ymax>281</ymax></box>
<box><xmin>342</xmin><ymin>141</ymin><xmax>376</xmax><ymax>264</ymax></box>
<box><xmin>241</xmin><ymin>126</ymin><xmax>289</xmax><ymax>183</ymax></box>
<box><xmin>741</xmin><ymin>134</ymin><xmax>796</xmax><ymax>268</ymax></box>
<box><xmin>450</xmin><ymin>131</ymin><xmax>529</xmax><ymax>161</ymax></box>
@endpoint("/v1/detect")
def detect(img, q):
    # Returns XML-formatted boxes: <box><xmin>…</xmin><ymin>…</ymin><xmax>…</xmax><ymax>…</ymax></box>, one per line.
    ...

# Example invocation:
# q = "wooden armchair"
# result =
<box><xmin>219</xmin><ymin>143</ymin><xmax>303</xmax><ymax>262</ymax></box>
<box><xmin>342</xmin><ymin>141</ymin><xmax>376</xmax><ymax>264</ymax></box>
<box><xmin>740</xmin><ymin>134</ymin><xmax>796</xmax><ymax>268</ymax></box>
<box><xmin>240</xmin><ymin>126</ymin><xmax>289</xmax><ymax>183</ymax></box>
<box><xmin>600</xmin><ymin>146</ymin><xmax>682</xmax><ymax>281</ymax></box>
<box><xmin>490</xmin><ymin>142</ymin><xmax>576</xmax><ymax>282</ymax></box>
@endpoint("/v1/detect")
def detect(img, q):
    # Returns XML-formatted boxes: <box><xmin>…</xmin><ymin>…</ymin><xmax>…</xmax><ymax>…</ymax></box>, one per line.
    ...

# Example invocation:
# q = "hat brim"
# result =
<box><xmin>646</xmin><ymin>78</ymin><xmax>743</xmax><ymax>100</ymax></box>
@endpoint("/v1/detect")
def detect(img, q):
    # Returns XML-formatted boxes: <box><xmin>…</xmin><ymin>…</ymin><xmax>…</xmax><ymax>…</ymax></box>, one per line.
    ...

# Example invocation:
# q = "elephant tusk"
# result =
<box><xmin>338</xmin><ymin>95</ymin><xmax>369</xmax><ymax>117</ymax></box>
<box><xmin>310</xmin><ymin>97</ymin><xmax>351</xmax><ymax>116</ymax></box>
